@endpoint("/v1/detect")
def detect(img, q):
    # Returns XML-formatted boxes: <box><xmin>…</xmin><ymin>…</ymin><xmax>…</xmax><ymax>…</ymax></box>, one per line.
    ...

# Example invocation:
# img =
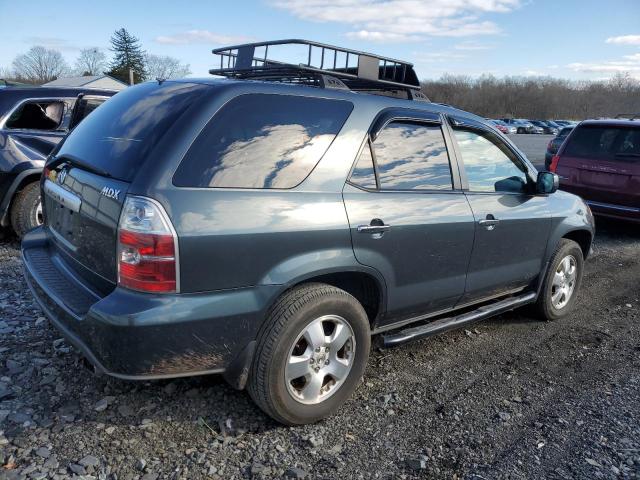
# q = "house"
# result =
<box><xmin>44</xmin><ymin>75</ymin><xmax>128</xmax><ymax>91</ymax></box>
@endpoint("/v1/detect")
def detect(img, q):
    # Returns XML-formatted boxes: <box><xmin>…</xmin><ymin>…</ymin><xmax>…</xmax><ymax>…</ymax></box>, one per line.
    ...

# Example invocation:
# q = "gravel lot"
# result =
<box><xmin>509</xmin><ymin>133</ymin><xmax>554</xmax><ymax>169</ymax></box>
<box><xmin>1</xmin><ymin>219</ymin><xmax>639</xmax><ymax>480</ymax></box>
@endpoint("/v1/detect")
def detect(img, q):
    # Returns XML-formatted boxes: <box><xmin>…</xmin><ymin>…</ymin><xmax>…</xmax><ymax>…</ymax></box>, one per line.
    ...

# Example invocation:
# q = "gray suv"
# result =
<box><xmin>22</xmin><ymin>40</ymin><xmax>594</xmax><ymax>425</ymax></box>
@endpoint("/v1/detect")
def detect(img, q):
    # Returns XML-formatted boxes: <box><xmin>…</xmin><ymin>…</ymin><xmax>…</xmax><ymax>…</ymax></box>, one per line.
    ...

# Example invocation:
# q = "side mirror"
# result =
<box><xmin>536</xmin><ymin>171</ymin><xmax>559</xmax><ymax>194</ymax></box>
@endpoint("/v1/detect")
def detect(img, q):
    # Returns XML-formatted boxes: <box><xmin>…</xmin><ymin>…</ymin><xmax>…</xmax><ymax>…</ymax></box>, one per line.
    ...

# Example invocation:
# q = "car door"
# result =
<box><xmin>343</xmin><ymin>110</ymin><xmax>476</xmax><ymax>325</ymax></box>
<box><xmin>447</xmin><ymin>116</ymin><xmax>552</xmax><ymax>305</ymax></box>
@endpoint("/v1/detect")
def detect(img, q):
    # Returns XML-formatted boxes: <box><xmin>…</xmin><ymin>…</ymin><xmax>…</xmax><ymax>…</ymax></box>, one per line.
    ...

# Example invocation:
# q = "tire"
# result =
<box><xmin>535</xmin><ymin>239</ymin><xmax>584</xmax><ymax>321</ymax></box>
<box><xmin>517</xmin><ymin>127</ymin><xmax>524</xmax><ymax>134</ymax></box>
<box><xmin>248</xmin><ymin>283</ymin><xmax>371</xmax><ymax>425</ymax></box>
<box><xmin>10</xmin><ymin>182</ymin><xmax>43</xmax><ymax>238</ymax></box>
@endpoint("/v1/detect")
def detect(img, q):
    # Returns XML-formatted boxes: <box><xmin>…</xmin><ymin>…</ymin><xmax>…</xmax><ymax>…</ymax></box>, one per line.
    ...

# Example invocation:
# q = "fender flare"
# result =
<box><xmin>0</xmin><ymin>168</ymin><xmax>42</xmax><ymax>226</ymax></box>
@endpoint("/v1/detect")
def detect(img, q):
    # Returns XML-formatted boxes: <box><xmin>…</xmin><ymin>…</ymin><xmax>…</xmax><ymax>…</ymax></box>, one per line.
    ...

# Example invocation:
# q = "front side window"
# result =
<box><xmin>372</xmin><ymin>122</ymin><xmax>452</xmax><ymax>191</ymax></box>
<box><xmin>4</xmin><ymin>100</ymin><xmax>65</xmax><ymax>130</ymax></box>
<box><xmin>453</xmin><ymin>128</ymin><xmax>528</xmax><ymax>193</ymax></box>
<box><xmin>174</xmin><ymin>94</ymin><xmax>353</xmax><ymax>189</ymax></box>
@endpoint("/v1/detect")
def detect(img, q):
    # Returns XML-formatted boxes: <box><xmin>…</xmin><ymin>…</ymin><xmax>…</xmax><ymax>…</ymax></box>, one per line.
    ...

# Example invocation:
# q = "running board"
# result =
<box><xmin>381</xmin><ymin>292</ymin><xmax>537</xmax><ymax>347</ymax></box>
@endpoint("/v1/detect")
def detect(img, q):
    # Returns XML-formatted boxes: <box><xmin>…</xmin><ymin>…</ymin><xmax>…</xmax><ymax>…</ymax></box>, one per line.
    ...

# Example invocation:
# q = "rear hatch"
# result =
<box><xmin>557</xmin><ymin>123</ymin><xmax>640</xmax><ymax>206</ymax></box>
<box><xmin>42</xmin><ymin>81</ymin><xmax>208</xmax><ymax>293</ymax></box>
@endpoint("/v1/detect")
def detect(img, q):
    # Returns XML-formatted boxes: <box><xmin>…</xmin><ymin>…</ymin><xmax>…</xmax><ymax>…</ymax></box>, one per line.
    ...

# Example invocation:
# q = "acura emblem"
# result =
<box><xmin>57</xmin><ymin>168</ymin><xmax>68</xmax><ymax>185</ymax></box>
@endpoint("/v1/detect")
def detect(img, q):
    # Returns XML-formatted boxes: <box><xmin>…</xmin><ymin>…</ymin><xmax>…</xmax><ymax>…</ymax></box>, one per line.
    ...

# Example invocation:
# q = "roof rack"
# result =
<box><xmin>210</xmin><ymin>39</ymin><xmax>427</xmax><ymax>101</ymax></box>
<box><xmin>615</xmin><ymin>113</ymin><xmax>640</xmax><ymax>120</ymax></box>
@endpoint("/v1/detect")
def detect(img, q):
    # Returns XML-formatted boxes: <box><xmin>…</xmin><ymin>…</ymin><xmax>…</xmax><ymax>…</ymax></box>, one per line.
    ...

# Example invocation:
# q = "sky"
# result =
<box><xmin>0</xmin><ymin>0</ymin><xmax>639</xmax><ymax>81</ymax></box>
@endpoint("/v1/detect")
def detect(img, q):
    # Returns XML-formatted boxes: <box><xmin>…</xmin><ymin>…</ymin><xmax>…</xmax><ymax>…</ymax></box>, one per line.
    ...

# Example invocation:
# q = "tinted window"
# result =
<box><xmin>174</xmin><ymin>94</ymin><xmax>353</xmax><ymax>189</ymax></box>
<box><xmin>454</xmin><ymin>128</ymin><xmax>528</xmax><ymax>193</ymax></box>
<box><xmin>56</xmin><ymin>82</ymin><xmax>209</xmax><ymax>182</ymax></box>
<box><xmin>349</xmin><ymin>143</ymin><xmax>377</xmax><ymax>189</ymax></box>
<box><xmin>372</xmin><ymin>122</ymin><xmax>452</xmax><ymax>190</ymax></box>
<box><xmin>69</xmin><ymin>97</ymin><xmax>107</xmax><ymax>129</ymax></box>
<box><xmin>559</xmin><ymin>127</ymin><xmax>573</xmax><ymax>137</ymax></box>
<box><xmin>5</xmin><ymin>100</ymin><xmax>65</xmax><ymax>130</ymax></box>
<box><xmin>564</xmin><ymin>125</ymin><xmax>640</xmax><ymax>162</ymax></box>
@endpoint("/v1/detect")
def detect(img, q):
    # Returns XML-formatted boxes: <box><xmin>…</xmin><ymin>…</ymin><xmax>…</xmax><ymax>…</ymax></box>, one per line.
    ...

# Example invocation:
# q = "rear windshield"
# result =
<box><xmin>564</xmin><ymin>125</ymin><xmax>640</xmax><ymax>162</ymax></box>
<box><xmin>55</xmin><ymin>82</ymin><xmax>208</xmax><ymax>181</ymax></box>
<box><xmin>173</xmin><ymin>94</ymin><xmax>353</xmax><ymax>189</ymax></box>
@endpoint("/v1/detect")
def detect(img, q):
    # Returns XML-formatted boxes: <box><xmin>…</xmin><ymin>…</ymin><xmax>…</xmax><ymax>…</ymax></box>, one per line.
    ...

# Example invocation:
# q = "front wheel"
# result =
<box><xmin>248</xmin><ymin>283</ymin><xmax>370</xmax><ymax>425</ymax></box>
<box><xmin>535</xmin><ymin>239</ymin><xmax>584</xmax><ymax>321</ymax></box>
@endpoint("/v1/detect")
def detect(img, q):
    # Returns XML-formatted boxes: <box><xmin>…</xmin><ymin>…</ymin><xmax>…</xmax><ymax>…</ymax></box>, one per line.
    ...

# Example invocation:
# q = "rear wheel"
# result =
<box><xmin>248</xmin><ymin>283</ymin><xmax>370</xmax><ymax>425</ymax></box>
<box><xmin>535</xmin><ymin>239</ymin><xmax>584</xmax><ymax>321</ymax></box>
<box><xmin>10</xmin><ymin>182</ymin><xmax>43</xmax><ymax>238</ymax></box>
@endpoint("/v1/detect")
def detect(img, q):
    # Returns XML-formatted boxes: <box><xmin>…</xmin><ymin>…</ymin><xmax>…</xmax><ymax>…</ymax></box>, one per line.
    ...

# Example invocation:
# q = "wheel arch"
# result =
<box><xmin>0</xmin><ymin>168</ymin><xmax>42</xmax><ymax>227</ymax></box>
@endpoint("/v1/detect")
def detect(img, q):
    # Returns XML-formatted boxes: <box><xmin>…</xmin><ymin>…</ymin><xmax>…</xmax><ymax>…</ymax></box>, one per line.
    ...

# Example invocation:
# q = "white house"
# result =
<box><xmin>44</xmin><ymin>75</ymin><xmax>128</xmax><ymax>91</ymax></box>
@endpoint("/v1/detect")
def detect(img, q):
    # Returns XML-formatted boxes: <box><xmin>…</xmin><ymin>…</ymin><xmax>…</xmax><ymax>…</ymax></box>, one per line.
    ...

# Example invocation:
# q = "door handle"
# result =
<box><xmin>478</xmin><ymin>215</ymin><xmax>500</xmax><ymax>230</ymax></box>
<box><xmin>357</xmin><ymin>219</ymin><xmax>391</xmax><ymax>234</ymax></box>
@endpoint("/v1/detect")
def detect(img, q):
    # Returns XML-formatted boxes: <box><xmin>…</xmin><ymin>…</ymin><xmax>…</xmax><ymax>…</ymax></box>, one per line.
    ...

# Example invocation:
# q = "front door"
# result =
<box><xmin>343</xmin><ymin>114</ymin><xmax>475</xmax><ymax>325</ymax></box>
<box><xmin>448</xmin><ymin>117</ymin><xmax>552</xmax><ymax>304</ymax></box>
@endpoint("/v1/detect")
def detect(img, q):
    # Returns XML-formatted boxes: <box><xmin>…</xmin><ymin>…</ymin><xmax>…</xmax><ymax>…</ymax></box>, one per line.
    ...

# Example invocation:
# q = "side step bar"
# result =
<box><xmin>381</xmin><ymin>292</ymin><xmax>537</xmax><ymax>347</ymax></box>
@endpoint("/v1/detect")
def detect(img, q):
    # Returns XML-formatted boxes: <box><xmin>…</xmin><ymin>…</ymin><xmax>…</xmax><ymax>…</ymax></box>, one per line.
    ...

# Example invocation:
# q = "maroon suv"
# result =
<box><xmin>550</xmin><ymin>119</ymin><xmax>640</xmax><ymax>222</ymax></box>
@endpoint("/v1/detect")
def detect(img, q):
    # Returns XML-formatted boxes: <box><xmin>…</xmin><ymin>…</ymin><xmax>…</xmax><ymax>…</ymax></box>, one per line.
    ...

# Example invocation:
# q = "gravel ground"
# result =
<box><xmin>1</xmin><ymin>219</ymin><xmax>639</xmax><ymax>480</ymax></box>
<box><xmin>509</xmin><ymin>134</ymin><xmax>555</xmax><ymax>169</ymax></box>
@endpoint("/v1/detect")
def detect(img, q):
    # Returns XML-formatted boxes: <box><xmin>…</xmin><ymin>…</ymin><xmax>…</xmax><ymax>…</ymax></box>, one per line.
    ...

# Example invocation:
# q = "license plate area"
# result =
<box><xmin>44</xmin><ymin>179</ymin><xmax>82</xmax><ymax>250</ymax></box>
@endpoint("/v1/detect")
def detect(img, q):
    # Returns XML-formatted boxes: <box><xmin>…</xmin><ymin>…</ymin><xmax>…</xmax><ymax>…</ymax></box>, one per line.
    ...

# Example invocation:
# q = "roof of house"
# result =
<box><xmin>44</xmin><ymin>75</ymin><xmax>128</xmax><ymax>88</ymax></box>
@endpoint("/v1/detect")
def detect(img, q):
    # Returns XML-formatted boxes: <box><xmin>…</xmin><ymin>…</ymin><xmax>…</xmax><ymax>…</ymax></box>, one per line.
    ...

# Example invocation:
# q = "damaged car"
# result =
<box><xmin>0</xmin><ymin>86</ymin><xmax>116</xmax><ymax>237</ymax></box>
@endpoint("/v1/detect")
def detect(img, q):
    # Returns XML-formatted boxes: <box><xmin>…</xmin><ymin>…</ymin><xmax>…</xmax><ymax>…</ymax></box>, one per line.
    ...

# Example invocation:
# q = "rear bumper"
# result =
<box><xmin>22</xmin><ymin>227</ymin><xmax>280</xmax><ymax>381</ymax></box>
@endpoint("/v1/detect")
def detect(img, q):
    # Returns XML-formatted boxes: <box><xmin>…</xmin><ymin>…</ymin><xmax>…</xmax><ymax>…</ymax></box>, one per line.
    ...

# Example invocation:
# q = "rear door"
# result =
<box><xmin>557</xmin><ymin>124</ymin><xmax>640</xmax><ymax>207</ymax></box>
<box><xmin>448</xmin><ymin>117</ymin><xmax>551</xmax><ymax>304</ymax></box>
<box><xmin>343</xmin><ymin>110</ymin><xmax>475</xmax><ymax>325</ymax></box>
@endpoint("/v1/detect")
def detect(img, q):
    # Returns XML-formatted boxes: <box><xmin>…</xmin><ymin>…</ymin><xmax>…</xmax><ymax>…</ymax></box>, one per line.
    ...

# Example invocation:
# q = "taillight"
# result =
<box><xmin>117</xmin><ymin>196</ymin><xmax>179</xmax><ymax>293</ymax></box>
<box><xmin>549</xmin><ymin>154</ymin><xmax>560</xmax><ymax>172</ymax></box>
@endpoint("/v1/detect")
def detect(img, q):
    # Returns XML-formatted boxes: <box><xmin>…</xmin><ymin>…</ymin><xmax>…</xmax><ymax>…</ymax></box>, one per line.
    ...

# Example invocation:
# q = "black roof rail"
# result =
<box><xmin>210</xmin><ymin>39</ymin><xmax>426</xmax><ymax>100</ymax></box>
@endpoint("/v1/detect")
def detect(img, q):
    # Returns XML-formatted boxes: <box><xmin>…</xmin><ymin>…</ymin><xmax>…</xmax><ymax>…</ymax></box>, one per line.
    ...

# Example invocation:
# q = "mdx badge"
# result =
<box><xmin>101</xmin><ymin>186</ymin><xmax>121</xmax><ymax>200</ymax></box>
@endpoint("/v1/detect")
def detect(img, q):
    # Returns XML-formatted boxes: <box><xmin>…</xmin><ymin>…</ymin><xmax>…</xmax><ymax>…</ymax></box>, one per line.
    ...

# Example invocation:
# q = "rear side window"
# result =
<box><xmin>372</xmin><ymin>122</ymin><xmax>452</xmax><ymax>191</ymax></box>
<box><xmin>69</xmin><ymin>96</ymin><xmax>107</xmax><ymax>129</ymax></box>
<box><xmin>5</xmin><ymin>100</ymin><xmax>65</xmax><ymax>130</ymax></box>
<box><xmin>173</xmin><ymin>94</ymin><xmax>353</xmax><ymax>189</ymax></box>
<box><xmin>349</xmin><ymin>143</ymin><xmax>377</xmax><ymax>189</ymax></box>
<box><xmin>564</xmin><ymin>125</ymin><xmax>640</xmax><ymax>162</ymax></box>
<box><xmin>56</xmin><ymin>82</ymin><xmax>209</xmax><ymax>182</ymax></box>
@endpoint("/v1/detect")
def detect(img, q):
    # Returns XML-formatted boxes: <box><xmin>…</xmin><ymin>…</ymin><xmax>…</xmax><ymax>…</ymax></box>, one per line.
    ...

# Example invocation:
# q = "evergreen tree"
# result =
<box><xmin>108</xmin><ymin>28</ymin><xmax>146</xmax><ymax>84</ymax></box>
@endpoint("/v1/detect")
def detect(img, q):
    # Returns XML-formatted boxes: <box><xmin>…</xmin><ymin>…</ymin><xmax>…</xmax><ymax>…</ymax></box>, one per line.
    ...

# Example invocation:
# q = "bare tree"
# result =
<box><xmin>144</xmin><ymin>53</ymin><xmax>191</xmax><ymax>80</ymax></box>
<box><xmin>12</xmin><ymin>46</ymin><xmax>69</xmax><ymax>84</ymax></box>
<box><xmin>422</xmin><ymin>73</ymin><xmax>640</xmax><ymax>120</ymax></box>
<box><xmin>75</xmin><ymin>48</ymin><xmax>107</xmax><ymax>76</ymax></box>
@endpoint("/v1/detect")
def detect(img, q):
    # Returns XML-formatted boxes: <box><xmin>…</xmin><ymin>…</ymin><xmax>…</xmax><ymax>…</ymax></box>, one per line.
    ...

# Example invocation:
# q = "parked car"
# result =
<box><xmin>501</xmin><ymin>118</ymin><xmax>541</xmax><ymax>134</ymax></box>
<box><xmin>545</xmin><ymin>126</ymin><xmax>574</xmax><ymax>169</ymax></box>
<box><xmin>22</xmin><ymin>40</ymin><xmax>594</xmax><ymax>425</ymax></box>
<box><xmin>0</xmin><ymin>86</ymin><xmax>116</xmax><ymax>237</ymax></box>
<box><xmin>489</xmin><ymin>119</ymin><xmax>516</xmax><ymax>134</ymax></box>
<box><xmin>531</xmin><ymin>120</ymin><xmax>559</xmax><ymax>135</ymax></box>
<box><xmin>550</xmin><ymin>118</ymin><xmax>639</xmax><ymax>222</ymax></box>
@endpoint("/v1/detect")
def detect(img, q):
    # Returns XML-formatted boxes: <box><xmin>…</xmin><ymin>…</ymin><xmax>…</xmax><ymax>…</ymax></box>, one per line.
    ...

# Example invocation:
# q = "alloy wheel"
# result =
<box><xmin>285</xmin><ymin>315</ymin><xmax>356</xmax><ymax>405</ymax></box>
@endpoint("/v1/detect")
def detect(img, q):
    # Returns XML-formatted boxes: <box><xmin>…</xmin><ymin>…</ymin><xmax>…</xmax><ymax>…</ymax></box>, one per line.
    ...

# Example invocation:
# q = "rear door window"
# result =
<box><xmin>349</xmin><ymin>143</ymin><xmax>377</xmax><ymax>189</ymax></box>
<box><xmin>4</xmin><ymin>100</ymin><xmax>65</xmax><ymax>130</ymax></box>
<box><xmin>173</xmin><ymin>94</ymin><xmax>353</xmax><ymax>189</ymax></box>
<box><xmin>69</xmin><ymin>96</ymin><xmax>108</xmax><ymax>129</ymax></box>
<box><xmin>564</xmin><ymin>125</ymin><xmax>640</xmax><ymax>162</ymax></box>
<box><xmin>372</xmin><ymin>122</ymin><xmax>453</xmax><ymax>191</ymax></box>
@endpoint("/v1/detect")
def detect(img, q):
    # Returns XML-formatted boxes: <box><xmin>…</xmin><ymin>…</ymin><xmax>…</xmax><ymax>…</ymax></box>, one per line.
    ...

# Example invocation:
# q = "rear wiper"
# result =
<box><xmin>48</xmin><ymin>154</ymin><xmax>112</xmax><ymax>178</ymax></box>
